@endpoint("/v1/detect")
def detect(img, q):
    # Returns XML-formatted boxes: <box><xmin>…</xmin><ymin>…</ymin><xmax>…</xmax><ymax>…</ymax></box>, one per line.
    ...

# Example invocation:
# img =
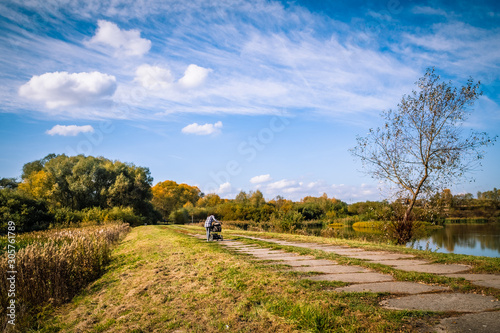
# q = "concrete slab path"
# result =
<box><xmin>199</xmin><ymin>235</ymin><xmax>500</xmax><ymax>332</ymax></box>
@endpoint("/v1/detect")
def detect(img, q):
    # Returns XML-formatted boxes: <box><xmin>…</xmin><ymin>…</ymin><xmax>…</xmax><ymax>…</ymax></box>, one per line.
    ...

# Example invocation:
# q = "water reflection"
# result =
<box><xmin>408</xmin><ymin>224</ymin><xmax>500</xmax><ymax>257</ymax></box>
<box><xmin>316</xmin><ymin>224</ymin><xmax>500</xmax><ymax>257</ymax></box>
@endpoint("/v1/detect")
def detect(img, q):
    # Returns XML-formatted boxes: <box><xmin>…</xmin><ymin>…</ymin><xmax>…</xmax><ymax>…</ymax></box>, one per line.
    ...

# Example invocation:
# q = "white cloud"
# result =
<box><xmin>46</xmin><ymin>125</ymin><xmax>94</xmax><ymax>136</ymax></box>
<box><xmin>135</xmin><ymin>64</ymin><xmax>174</xmax><ymax>90</ymax></box>
<box><xmin>178</xmin><ymin>64</ymin><xmax>212</xmax><ymax>89</ymax></box>
<box><xmin>267</xmin><ymin>179</ymin><xmax>297</xmax><ymax>190</ymax></box>
<box><xmin>18</xmin><ymin>71</ymin><xmax>117</xmax><ymax>108</ymax></box>
<box><xmin>250</xmin><ymin>174</ymin><xmax>272</xmax><ymax>184</ymax></box>
<box><xmin>216</xmin><ymin>182</ymin><xmax>232</xmax><ymax>194</ymax></box>
<box><xmin>181</xmin><ymin>121</ymin><xmax>222</xmax><ymax>135</ymax></box>
<box><xmin>89</xmin><ymin>20</ymin><xmax>151</xmax><ymax>56</ymax></box>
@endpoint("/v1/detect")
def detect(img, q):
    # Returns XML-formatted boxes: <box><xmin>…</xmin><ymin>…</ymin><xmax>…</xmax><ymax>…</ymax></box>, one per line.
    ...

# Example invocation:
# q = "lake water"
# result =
<box><xmin>407</xmin><ymin>224</ymin><xmax>500</xmax><ymax>258</ymax></box>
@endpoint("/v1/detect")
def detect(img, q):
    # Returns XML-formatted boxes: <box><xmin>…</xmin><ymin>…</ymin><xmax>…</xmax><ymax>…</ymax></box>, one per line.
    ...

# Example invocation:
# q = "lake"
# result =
<box><xmin>407</xmin><ymin>224</ymin><xmax>500</xmax><ymax>257</ymax></box>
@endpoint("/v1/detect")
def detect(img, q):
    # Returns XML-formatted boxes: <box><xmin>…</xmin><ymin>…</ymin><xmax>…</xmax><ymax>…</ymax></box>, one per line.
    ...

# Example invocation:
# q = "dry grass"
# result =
<box><xmin>36</xmin><ymin>226</ymin><xmax>436</xmax><ymax>332</ymax></box>
<box><xmin>0</xmin><ymin>223</ymin><xmax>130</xmax><ymax>331</ymax></box>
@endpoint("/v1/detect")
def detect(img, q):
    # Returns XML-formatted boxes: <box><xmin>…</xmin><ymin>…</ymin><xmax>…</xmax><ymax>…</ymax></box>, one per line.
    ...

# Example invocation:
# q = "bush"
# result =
<box><xmin>0</xmin><ymin>189</ymin><xmax>53</xmax><ymax>233</ymax></box>
<box><xmin>52</xmin><ymin>207</ymin><xmax>83</xmax><ymax>225</ymax></box>
<box><xmin>105</xmin><ymin>206</ymin><xmax>142</xmax><ymax>225</ymax></box>
<box><xmin>169</xmin><ymin>208</ymin><xmax>189</xmax><ymax>224</ymax></box>
<box><xmin>270</xmin><ymin>211</ymin><xmax>304</xmax><ymax>232</ymax></box>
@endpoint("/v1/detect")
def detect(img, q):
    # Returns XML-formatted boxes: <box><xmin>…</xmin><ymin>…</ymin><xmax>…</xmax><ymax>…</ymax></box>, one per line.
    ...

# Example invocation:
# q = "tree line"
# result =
<box><xmin>1</xmin><ymin>153</ymin><xmax>498</xmax><ymax>234</ymax></box>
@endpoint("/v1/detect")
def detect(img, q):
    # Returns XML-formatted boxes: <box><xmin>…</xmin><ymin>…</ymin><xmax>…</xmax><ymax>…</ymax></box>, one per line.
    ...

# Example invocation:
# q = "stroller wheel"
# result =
<box><xmin>208</xmin><ymin>234</ymin><xmax>214</xmax><ymax>241</ymax></box>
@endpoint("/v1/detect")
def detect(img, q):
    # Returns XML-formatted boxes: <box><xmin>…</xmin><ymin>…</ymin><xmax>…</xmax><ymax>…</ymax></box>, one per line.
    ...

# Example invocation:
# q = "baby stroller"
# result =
<box><xmin>209</xmin><ymin>221</ymin><xmax>223</xmax><ymax>241</ymax></box>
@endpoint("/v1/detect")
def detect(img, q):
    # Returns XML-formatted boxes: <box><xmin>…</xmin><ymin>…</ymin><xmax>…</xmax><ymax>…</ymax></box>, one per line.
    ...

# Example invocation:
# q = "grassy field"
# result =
<box><xmin>33</xmin><ymin>225</ymin><xmax>464</xmax><ymax>332</ymax></box>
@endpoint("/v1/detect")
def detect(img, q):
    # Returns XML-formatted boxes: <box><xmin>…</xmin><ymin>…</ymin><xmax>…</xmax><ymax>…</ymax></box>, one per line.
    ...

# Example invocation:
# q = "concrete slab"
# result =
<box><xmin>469</xmin><ymin>280</ymin><xmax>500</xmax><ymax>289</ymax></box>
<box><xmin>392</xmin><ymin>264</ymin><xmax>471</xmax><ymax>274</ymax></box>
<box><xmin>316</xmin><ymin>248</ymin><xmax>355</xmax><ymax>253</ymax></box>
<box><xmin>225</xmin><ymin>245</ymin><xmax>261</xmax><ymax>249</ymax></box>
<box><xmin>290</xmin><ymin>243</ymin><xmax>322</xmax><ymax>248</ymax></box>
<box><xmin>235</xmin><ymin>249</ymin><xmax>284</xmax><ymax>254</ymax></box>
<box><xmin>255</xmin><ymin>256</ymin><xmax>317</xmax><ymax>262</ymax></box>
<box><xmin>444</xmin><ymin>273</ymin><xmax>500</xmax><ymax>289</ymax></box>
<box><xmin>305</xmin><ymin>272</ymin><xmax>394</xmax><ymax>283</ymax></box>
<box><xmin>281</xmin><ymin>259</ymin><xmax>338</xmax><ymax>267</ymax></box>
<box><xmin>251</xmin><ymin>253</ymin><xmax>301</xmax><ymax>259</ymax></box>
<box><xmin>444</xmin><ymin>273</ymin><xmax>500</xmax><ymax>281</ymax></box>
<box><xmin>371</xmin><ymin>259</ymin><xmax>430</xmax><ymax>266</ymax></box>
<box><xmin>347</xmin><ymin>253</ymin><xmax>414</xmax><ymax>261</ymax></box>
<box><xmin>347</xmin><ymin>253</ymin><xmax>416</xmax><ymax>261</ymax></box>
<box><xmin>433</xmin><ymin>311</ymin><xmax>500</xmax><ymax>333</ymax></box>
<box><xmin>324</xmin><ymin>248</ymin><xmax>366</xmax><ymax>254</ymax></box>
<box><xmin>307</xmin><ymin>247</ymin><xmax>341</xmax><ymax>251</ymax></box>
<box><xmin>380</xmin><ymin>293</ymin><xmax>500</xmax><ymax>312</ymax></box>
<box><xmin>289</xmin><ymin>265</ymin><xmax>368</xmax><ymax>274</ymax></box>
<box><xmin>335</xmin><ymin>281</ymin><xmax>449</xmax><ymax>294</ymax></box>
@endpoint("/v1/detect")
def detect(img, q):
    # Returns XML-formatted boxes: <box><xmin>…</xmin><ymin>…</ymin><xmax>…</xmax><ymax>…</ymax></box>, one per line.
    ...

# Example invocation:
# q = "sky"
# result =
<box><xmin>1</xmin><ymin>0</ymin><xmax>499</xmax><ymax>202</ymax></box>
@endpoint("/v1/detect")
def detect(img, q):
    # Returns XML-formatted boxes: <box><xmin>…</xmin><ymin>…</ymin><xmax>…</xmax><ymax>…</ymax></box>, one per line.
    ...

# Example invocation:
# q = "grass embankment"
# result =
<box><xmin>0</xmin><ymin>223</ymin><xmax>130</xmax><ymax>331</ymax></box>
<box><xmin>38</xmin><ymin>225</ymin><xmax>443</xmax><ymax>332</ymax></box>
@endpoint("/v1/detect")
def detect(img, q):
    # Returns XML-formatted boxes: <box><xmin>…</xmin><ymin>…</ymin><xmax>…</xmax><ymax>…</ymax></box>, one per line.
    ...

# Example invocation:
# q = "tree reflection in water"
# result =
<box><xmin>408</xmin><ymin>224</ymin><xmax>500</xmax><ymax>257</ymax></box>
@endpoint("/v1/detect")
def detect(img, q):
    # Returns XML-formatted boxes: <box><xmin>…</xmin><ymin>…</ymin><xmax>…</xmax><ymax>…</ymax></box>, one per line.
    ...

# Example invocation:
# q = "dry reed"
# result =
<box><xmin>0</xmin><ymin>223</ymin><xmax>130</xmax><ymax>330</ymax></box>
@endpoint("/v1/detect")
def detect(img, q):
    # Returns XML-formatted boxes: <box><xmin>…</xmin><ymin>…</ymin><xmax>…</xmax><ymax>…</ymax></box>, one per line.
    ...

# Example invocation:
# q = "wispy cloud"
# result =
<box><xmin>181</xmin><ymin>121</ymin><xmax>223</xmax><ymax>135</ymax></box>
<box><xmin>412</xmin><ymin>6</ymin><xmax>449</xmax><ymax>17</ymax></box>
<box><xmin>46</xmin><ymin>124</ymin><xmax>94</xmax><ymax>136</ymax></box>
<box><xmin>1</xmin><ymin>0</ymin><xmax>499</xmax><ymax>125</ymax></box>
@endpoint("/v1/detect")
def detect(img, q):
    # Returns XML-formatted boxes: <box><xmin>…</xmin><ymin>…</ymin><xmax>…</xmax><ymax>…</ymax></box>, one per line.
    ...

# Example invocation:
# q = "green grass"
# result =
<box><xmin>33</xmin><ymin>225</ymin><xmax>452</xmax><ymax>332</ymax></box>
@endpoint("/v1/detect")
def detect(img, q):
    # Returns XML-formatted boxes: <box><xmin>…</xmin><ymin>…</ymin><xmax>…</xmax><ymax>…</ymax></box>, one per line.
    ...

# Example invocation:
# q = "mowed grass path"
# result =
<box><xmin>39</xmin><ymin>225</ymin><xmax>431</xmax><ymax>332</ymax></box>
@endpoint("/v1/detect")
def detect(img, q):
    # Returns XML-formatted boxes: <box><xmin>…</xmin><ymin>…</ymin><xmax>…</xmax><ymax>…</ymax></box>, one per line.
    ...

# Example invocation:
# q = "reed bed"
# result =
<box><xmin>0</xmin><ymin>223</ymin><xmax>130</xmax><ymax>330</ymax></box>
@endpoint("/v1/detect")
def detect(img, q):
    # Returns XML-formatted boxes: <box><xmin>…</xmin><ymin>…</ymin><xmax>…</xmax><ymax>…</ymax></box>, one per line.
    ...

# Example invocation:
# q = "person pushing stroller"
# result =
<box><xmin>204</xmin><ymin>214</ymin><xmax>221</xmax><ymax>241</ymax></box>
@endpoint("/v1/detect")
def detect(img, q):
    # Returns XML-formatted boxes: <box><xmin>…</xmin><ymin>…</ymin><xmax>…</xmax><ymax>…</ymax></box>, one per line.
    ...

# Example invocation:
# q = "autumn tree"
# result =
<box><xmin>151</xmin><ymin>180</ymin><xmax>201</xmax><ymax>219</ymax></box>
<box><xmin>196</xmin><ymin>193</ymin><xmax>224</xmax><ymax>207</ymax></box>
<box><xmin>351</xmin><ymin>68</ymin><xmax>496</xmax><ymax>244</ymax></box>
<box><xmin>249</xmin><ymin>190</ymin><xmax>265</xmax><ymax>208</ymax></box>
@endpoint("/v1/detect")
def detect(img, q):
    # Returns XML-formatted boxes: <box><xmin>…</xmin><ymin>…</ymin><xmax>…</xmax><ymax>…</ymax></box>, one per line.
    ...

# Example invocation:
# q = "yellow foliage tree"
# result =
<box><xmin>152</xmin><ymin>180</ymin><xmax>201</xmax><ymax>219</ymax></box>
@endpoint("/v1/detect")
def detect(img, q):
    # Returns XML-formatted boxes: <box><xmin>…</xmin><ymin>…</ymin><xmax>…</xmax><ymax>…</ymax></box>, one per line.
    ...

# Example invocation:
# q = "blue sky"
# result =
<box><xmin>1</xmin><ymin>0</ymin><xmax>499</xmax><ymax>202</ymax></box>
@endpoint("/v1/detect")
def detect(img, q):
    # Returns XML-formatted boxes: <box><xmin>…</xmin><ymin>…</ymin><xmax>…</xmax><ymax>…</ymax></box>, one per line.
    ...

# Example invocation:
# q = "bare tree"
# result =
<box><xmin>351</xmin><ymin>68</ymin><xmax>496</xmax><ymax>244</ymax></box>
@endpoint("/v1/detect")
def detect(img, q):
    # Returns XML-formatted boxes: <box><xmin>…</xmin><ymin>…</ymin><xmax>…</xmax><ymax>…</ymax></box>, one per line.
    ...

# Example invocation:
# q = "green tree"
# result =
<box><xmin>351</xmin><ymin>68</ymin><xmax>496</xmax><ymax>244</ymax></box>
<box><xmin>18</xmin><ymin>154</ymin><xmax>159</xmax><ymax>223</ymax></box>
<box><xmin>0</xmin><ymin>178</ymin><xmax>19</xmax><ymax>189</ymax></box>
